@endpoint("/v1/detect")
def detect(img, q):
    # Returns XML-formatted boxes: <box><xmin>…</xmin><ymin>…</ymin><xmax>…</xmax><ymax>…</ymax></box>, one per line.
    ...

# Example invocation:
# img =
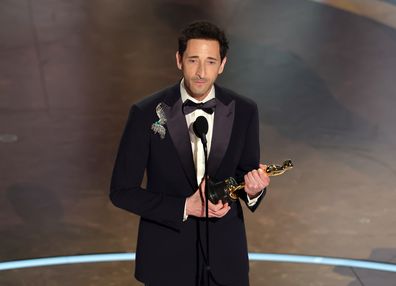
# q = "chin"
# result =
<box><xmin>193</xmin><ymin>87</ymin><xmax>210</xmax><ymax>96</ymax></box>
<box><xmin>185</xmin><ymin>82</ymin><xmax>211</xmax><ymax>99</ymax></box>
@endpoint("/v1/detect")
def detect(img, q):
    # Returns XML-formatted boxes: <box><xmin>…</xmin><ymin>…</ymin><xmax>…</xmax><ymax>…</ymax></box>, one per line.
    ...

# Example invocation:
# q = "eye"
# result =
<box><xmin>188</xmin><ymin>59</ymin><xmax>197</xmax><ymax>63</ymax></box>
<box><xmin>208</xmin><ymin>61</ymin><xmax>216</xmax><ymax>65</ymax></box>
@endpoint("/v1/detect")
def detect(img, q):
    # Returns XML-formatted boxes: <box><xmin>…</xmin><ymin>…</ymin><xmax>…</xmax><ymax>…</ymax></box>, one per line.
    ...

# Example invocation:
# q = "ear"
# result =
<box><xmin>176</xmin><ymin>51</ymin><xmax>182</xmax><ymax>70</ymax></box>
<box><xmin>218</xmin><ymin>56</ymin><xmax>227</xmax><ymax>74</ymax></box>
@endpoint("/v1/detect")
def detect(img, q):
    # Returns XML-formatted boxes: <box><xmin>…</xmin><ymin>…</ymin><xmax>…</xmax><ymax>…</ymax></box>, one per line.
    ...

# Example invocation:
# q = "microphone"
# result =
<box><xmin>193</xmin><ymin>116</ymin><xmax>208</xmax><ymax>145</ymax></box>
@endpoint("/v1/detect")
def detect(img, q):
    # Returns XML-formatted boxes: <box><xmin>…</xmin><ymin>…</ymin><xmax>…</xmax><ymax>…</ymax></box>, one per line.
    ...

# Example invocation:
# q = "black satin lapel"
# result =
<box><xmin>208</xmin><ymin>99</ymin><xmax>235</xmax><ymax>178</ymax></box>
<box><xmin>162</xmin><ymin>99</ymin><xmax>197</xmax><ymax>189</ymax></box>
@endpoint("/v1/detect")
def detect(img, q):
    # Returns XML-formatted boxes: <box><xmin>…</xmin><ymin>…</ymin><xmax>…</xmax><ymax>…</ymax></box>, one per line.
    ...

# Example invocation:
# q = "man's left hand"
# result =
<box><xmin>244</xmin><ymin>164</ymin><xmax>270</xmax><ymax>199</ymax></box>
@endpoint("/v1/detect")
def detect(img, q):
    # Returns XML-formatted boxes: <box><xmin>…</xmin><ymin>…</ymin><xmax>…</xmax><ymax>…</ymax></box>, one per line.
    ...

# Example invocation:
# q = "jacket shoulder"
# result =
<box><xmin>133</xmin><ymin>83</ymin><xmax>179</xmax><ymax>112</ymax></box>
<box><xmin>215</xmin><ymin>84</ymin><xmax>258</xmax><ymax>111</ymax></box>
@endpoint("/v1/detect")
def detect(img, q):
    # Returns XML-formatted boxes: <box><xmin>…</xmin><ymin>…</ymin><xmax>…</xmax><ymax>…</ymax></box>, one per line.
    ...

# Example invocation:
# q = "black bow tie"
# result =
<box><xmin>182</xmin><ymin>98</ymin><xmax>216</xmax><ymax>115</ymax></box>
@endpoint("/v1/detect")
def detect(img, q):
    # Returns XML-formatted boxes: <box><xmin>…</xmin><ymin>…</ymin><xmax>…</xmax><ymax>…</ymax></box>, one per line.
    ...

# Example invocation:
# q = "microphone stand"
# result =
<box><xmin>194</xmin><ymin>115</ymin><xmax>223</xmax><ymax>286</ymax></box>
<box><xmin>199</xmin><ymin>134</ymin><xmax>211</xmax><ymax>286</ymax></box>
<box><xmin>200</xmin><ymin>138</ymin><xmax>227</xmax><ymax>286</ymax></box>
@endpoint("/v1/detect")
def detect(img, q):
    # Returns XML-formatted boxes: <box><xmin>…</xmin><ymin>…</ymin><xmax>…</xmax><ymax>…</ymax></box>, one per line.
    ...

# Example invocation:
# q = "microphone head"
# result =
<box><xmin>193</xmin><ymin>116</ymin><xmax>208</xmax><ymax>139</ymax></box>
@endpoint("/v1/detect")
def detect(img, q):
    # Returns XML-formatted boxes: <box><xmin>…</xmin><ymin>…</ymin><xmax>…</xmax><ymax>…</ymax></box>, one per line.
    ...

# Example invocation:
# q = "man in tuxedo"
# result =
<box><xmin>110</xmin><ymin>21</ymin><xmax>270</xmax><ymax>286</ymax></box>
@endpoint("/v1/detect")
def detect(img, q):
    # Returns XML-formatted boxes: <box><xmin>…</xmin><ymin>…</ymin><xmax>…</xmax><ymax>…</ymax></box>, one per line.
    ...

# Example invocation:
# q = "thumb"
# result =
<box><xmin>199</xmin><ymin>178</ymin><xmax>206</xmax><ymax>191</ymax></box>
<box><xmin>259</xmin><ymin>164</ymin><xmax>268</xmax><ymax>171</ymax></box>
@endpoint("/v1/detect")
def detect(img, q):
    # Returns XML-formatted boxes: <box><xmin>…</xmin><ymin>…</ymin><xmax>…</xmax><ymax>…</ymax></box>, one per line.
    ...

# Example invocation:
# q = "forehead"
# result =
<box><xmin>184</xmin><ymin>39</ymin><xmax>221</xmax><ymax>58</ymax></box>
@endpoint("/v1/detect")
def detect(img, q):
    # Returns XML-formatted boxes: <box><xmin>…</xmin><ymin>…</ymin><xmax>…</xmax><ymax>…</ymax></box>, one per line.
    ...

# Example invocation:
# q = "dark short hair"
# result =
<box><xmin>178</xmin><ymin>21</ymin><xmax>229</xmax><ymax>61</ymax></box>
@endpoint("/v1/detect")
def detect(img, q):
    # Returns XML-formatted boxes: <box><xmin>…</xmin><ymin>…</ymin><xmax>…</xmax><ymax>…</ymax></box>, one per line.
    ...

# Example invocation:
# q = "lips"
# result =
<box><xmin>194</xmin><ymin>80</ymin><xmax>207</xmax><ymax>84</ymax></box>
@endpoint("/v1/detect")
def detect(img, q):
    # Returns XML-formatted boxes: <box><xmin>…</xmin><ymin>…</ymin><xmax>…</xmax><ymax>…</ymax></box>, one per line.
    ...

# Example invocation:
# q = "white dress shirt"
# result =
<box><xmin>180</xmin><ymin>79</ymin><xmax>215</xmax><ymax>185</ymax></box>
<box><xmin>180</xmin><ymin>79</ymin><xmax>262</xmax><ymax>221</ymax></box>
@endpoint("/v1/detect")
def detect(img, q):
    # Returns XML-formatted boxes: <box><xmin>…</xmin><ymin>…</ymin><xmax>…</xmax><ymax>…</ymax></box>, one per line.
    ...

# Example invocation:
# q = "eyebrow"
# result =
<box><xmin>186</xmin><ymin>55</ymin><xmax>219</xmax><ymax>61</ymax></box>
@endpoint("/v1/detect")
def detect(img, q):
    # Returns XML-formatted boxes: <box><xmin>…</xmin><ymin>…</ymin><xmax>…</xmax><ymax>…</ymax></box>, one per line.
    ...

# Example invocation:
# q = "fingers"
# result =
<box><xmin>194</xmin><ymin>201</ymin><xmax>230</xmax><ymax>218</ymax></box>
<box><xmin>200</xmin><ymin>178</ymin><xmax>206</xmax><ymax>190</ymax></box>
<box><xmin>259</xmin><ymin>164</ymin><xmax>268</xmax><ymax>172</ymax></box>
<box><xmin>244</xmin><ymin>166</ymin><xmax>270</xmax><ymax>196</ymax></box>
<box><xmin>208</xmin><ymin>199</ymin><xmax>223</xmax><ymax>211</ymax></box>
<box><xmin>208</xmin><ymin>202</ymin><xmax>230</xmax><ymax>218</ymax></box>
<box><xmin>206</xmin><ymin>197</ymin><xmax>230</xmax><ymax>217</ymax></box>
<box><xmin>198</xmin><ymin>179</ymin><xmax>206</xmax><ymax>201</ymax></box>
<box><xmin>244</xmin><ymin>170</ymin><xmax>268</xmax><ymax>190</ymax></box>
<box><xmin>186</xmin><ymin>187</ymin><xmax>206</xmax><ymax>217</ymax></box>
<box><xmin>194</xmin><ymin>179</ymin><xmax>231</xmax><ymax>218</ymax></box>
<box><xmin>257</xmin><ymin>168</ymin><xmax>270</xmax><ymax>187</ymax></box>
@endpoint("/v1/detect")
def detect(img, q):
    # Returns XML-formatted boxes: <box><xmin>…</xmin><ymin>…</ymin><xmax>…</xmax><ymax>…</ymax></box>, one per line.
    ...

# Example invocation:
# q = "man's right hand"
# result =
<box><xmin>185</xmin><ymin>179</ymin><xmax>231</xmax><ymax>218</ymax></box>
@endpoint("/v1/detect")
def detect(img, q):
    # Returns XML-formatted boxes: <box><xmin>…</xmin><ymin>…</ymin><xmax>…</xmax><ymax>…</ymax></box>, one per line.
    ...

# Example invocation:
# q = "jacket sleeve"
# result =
<box><xmin>109</xmin><ymin>105</ymin><xmax>185</xmax><ymax>230</ymax></box>
<box><xmin>235</xmin><ymin>102</ymin><xmax>266</xmax><ymax>212</ymax></box>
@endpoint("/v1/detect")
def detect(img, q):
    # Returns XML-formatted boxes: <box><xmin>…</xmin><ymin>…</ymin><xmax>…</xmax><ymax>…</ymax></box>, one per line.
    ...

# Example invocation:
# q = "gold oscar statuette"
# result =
<box><xmin>207</xmin><ymin>160</ymin><xmax>293</xmax><ymax>204</ymax></box>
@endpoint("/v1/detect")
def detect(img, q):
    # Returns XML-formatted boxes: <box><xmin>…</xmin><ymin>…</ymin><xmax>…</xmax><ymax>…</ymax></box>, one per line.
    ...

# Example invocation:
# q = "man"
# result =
<box><xmin>110</xmin><ymin>21</ymin><xmax>270</xmax><ymax>286</ymax></box>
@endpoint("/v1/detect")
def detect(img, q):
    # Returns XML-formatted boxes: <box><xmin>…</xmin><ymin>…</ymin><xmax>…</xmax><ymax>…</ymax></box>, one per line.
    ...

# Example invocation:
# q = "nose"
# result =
<box><xmin>196</xmin><ymin>62</ymin><xmax>206</xmax><ymax>79</ymax></box>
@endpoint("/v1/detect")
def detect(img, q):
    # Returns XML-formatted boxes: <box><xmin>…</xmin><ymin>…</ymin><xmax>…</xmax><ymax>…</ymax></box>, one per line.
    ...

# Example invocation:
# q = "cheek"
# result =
<box><xmin>180</xmin><ymin>63</ymin><xmax>190</xmax><ymax>72</ymax></box>
<box><xmin>183</xmin><ymin>67</ymin><xmax>197</xmax><ymax>79</ymax></box>
<box><xmin>207</xmin><ymin>68</ymin><xmax>221</xmax><ymax>80</ymax></box>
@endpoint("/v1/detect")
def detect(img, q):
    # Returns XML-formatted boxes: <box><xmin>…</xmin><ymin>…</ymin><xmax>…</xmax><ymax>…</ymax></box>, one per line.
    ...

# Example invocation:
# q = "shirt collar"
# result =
<box><xmin>180</xmin><ymin>78</ymin><xmax>215</xmax><ymax>104</ymax></box>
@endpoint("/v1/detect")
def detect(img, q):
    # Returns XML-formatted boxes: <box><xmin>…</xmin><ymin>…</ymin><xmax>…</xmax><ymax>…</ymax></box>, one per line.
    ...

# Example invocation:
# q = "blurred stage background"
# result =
<box><xmin>1</xmin><ymin>0</ymin><xmax>396</xmax><ymax>285</ymax></box>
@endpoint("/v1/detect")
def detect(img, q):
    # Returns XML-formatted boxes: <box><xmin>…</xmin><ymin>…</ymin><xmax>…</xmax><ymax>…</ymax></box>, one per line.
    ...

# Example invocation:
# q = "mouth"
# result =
<box><xmin>193</xmin><ymin>80</ymin><xmax>207</xmax><ymax>85</ymax></box>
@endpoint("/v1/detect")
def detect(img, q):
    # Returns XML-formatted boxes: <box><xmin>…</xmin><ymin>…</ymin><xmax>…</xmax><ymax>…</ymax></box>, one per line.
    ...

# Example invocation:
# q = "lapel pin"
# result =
<box><xmin>151</xmin><ymin>103</ymin><xmax>167</xmax><ymax>139</ymax></box>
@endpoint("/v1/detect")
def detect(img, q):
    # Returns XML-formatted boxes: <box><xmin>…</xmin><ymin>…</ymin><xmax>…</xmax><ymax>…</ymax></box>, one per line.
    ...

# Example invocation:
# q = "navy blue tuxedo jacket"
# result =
<box><xmin>110</xmin><ymin>83</ymin><xmax>265</xmax><ymax>285</ymax></box>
